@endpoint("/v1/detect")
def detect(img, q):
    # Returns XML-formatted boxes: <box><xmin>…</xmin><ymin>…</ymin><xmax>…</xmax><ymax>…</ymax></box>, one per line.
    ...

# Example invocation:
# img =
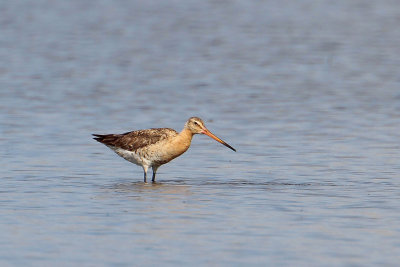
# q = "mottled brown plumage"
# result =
<box><xmin>93</xmin><ymin>117</ymin><xmax>236</xmax><ymax>183</ymax></box>
<box><xmin>93</xmin><ymin>128</ymin><xmax>178</xmax><ymax>152</ymax></box>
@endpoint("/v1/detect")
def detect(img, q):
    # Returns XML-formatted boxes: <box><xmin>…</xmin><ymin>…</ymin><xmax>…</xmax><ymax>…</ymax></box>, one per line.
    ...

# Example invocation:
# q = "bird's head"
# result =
<box><xmin>185</xmin><ymin>117</ymin><xmax>236</xmax><ymax>152</ymax></box>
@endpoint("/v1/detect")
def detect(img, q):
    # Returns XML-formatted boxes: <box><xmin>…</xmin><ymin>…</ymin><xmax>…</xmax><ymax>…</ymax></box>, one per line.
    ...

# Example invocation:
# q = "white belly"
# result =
<box><xmin>108</xmin><ymin>146</ymin><xmax>151</xmax><ymax>167</ymax></box>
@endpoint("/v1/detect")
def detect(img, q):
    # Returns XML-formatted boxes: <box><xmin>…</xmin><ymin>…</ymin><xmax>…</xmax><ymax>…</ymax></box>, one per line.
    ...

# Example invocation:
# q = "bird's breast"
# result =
<box><xmin>145</xmin><ymin>133</ymin><xmax>192</xmax><ymax>166</ymax></box>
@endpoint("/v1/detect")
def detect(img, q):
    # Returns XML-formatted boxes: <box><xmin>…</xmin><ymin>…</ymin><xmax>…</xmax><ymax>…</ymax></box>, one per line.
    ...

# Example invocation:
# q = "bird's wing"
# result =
<box><xmin>93</xmin><ymin>128</ymin><xmax>178</xmax><ymax>151</ymax></box>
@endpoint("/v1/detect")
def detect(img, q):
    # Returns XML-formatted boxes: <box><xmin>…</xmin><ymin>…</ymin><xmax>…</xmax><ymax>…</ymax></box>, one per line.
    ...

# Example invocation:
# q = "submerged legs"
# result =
<box><xmin>142</xmin><ymin>165</ymin><xmax>159</xmax><ymax>183</ymax></box>
<box><xmin>142</xmin><ymin>165</ymin><xmax>149</xmax><ymax>183</ymax></box>
<box><xmin>152</xmin><ymin>166</ymin><xmax>159</xmax><ymax>183</ymax></box>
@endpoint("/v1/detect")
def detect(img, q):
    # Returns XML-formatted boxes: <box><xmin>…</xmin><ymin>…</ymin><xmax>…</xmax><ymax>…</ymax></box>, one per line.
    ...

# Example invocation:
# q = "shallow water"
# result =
<box><xmin>1</xmin><ymin>0</ymin><xmax>400</xmax><ymax>266</ymax></box>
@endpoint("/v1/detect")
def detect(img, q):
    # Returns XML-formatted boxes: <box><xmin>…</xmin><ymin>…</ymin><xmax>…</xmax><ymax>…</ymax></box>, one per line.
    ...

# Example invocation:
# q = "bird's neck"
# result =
<box><xmin>176</xmin><ymin>128</ymin><xmax>194</xmax><ymax>146</ymax></box>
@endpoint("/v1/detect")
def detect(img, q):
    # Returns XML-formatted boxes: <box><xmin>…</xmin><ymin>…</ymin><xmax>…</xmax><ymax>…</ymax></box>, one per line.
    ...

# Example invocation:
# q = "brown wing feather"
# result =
<box><xmin>93</xmin><ymin>128</ymin><xmax>178</xmax><ymax>151</ymax></box>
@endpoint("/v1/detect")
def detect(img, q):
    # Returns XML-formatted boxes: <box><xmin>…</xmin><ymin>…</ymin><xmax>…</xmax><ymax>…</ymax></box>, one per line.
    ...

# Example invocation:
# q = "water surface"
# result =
<box><xmin>1</xmin><ymin>0</ymin><xmax>400</xmax><ymax>266</ymax></box>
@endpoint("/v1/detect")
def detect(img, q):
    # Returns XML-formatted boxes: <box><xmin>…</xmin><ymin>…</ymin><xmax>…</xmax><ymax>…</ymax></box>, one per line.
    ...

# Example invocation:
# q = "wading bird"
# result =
<box><xmin>93</xmin><ymin>117</ymin><xmax>236</xmax><ymax>183</ymax></box>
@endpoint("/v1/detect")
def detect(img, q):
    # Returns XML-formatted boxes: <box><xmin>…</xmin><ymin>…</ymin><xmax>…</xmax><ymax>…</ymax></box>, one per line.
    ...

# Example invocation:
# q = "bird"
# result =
<box><xmin>93</xmin><ymin>117</ymin><xmax>236</xmax><ymax>183</ymax></box>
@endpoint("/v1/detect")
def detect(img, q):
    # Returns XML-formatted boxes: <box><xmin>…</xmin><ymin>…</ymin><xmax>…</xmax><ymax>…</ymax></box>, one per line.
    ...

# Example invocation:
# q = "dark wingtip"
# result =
<box><xmin>92</xmin><ymin>134</ymin><xmax>104</xmax><ymax>142</ymax></box>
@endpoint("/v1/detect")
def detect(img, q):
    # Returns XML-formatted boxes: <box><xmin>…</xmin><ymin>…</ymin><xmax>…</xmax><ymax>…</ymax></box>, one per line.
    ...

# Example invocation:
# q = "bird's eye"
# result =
<box><xmin>194</xmin><ymin>121</ymin><xmax>199</xmax><ymax>125</ymax></box>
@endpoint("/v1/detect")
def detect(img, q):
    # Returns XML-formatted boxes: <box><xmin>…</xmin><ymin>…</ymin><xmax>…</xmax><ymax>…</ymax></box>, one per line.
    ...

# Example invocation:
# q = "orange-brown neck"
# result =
<box><xmin>175</xmin><ymin>127</ymin><xmax>194</xmax><ymax>148</ymax></box>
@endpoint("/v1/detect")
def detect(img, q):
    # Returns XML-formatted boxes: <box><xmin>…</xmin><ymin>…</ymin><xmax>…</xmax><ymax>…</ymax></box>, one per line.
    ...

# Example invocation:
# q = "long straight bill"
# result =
<box><xmin>202</xmin><ymin>129</ymin><xmax>236</xmax><ymax>152</ymax></box>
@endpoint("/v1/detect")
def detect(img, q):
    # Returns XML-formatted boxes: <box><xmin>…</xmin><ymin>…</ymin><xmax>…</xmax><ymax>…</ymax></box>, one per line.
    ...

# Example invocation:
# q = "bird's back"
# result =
<box><xmin>93</xmin><ymin>128</ymin><xmax>178</xmax><ymax>151</ymax></box>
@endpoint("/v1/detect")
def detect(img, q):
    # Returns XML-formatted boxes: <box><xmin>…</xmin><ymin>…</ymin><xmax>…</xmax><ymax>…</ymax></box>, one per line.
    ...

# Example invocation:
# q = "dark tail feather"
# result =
<box><xmin>92</xmin><ymin>134</ymin><xmax>120</xmax><ymax>145</ymax></box>
<box><xmin>92</xmin><ymin>134</ymin><xmax>106</xmax><ymax>142</ymax></box>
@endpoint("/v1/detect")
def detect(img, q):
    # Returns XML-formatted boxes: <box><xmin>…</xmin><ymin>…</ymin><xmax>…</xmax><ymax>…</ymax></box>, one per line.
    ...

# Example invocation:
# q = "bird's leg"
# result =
<box><xmin>143</xmin><ymin>165</ymin><xmax>149</xmax><ymax>183</ymax></box>
<box><xmin>152</xmin><ymin>166</ymin><xmax>159</xmax><ymax>183</ymax></box>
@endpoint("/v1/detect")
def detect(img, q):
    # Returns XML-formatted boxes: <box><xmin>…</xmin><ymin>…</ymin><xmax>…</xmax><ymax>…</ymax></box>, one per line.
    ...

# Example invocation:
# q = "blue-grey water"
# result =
<box><xmin>1</xmin><ymin>0</ymin><xmax>400</xmax><ymax>266</ymax></box>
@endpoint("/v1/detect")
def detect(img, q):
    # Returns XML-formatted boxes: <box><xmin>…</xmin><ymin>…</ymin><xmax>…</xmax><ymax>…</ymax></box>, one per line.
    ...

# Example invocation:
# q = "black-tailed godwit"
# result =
<box><xmin>93</xmin><ymin>117</ymin><xmax>236</xmax><ymax>183</ymax></box>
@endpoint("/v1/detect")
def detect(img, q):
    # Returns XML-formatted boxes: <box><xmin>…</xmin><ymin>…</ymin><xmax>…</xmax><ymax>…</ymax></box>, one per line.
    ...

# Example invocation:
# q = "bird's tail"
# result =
<box><xmin>92</xmin><ymin>134</ymin><xmax>120</xmax><ymax>146</ymax></box>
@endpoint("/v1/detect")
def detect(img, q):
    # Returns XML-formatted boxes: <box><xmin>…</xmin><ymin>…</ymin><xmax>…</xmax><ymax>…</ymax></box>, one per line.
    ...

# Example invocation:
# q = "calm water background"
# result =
<box><xmin>1</xmin><ymin>0</ymin><xmax>400</xmax><ymax>266</ymax></box>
